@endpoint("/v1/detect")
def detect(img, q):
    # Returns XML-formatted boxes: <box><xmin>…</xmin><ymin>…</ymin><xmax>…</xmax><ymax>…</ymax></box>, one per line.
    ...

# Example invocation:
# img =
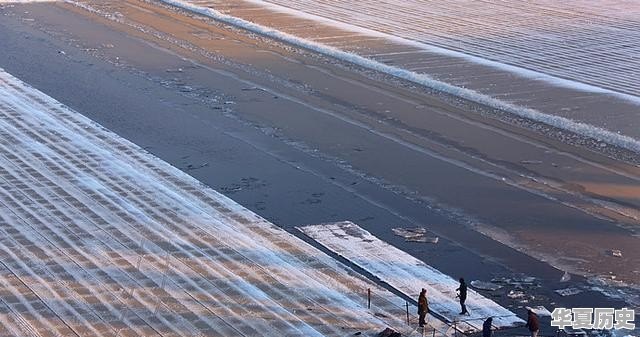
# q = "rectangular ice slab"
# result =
<box><xmin>299</xmin><ymin>221</ymin><xmax>525</xmax><ymax>333</ymax></box>
<box><xmin>0</xmin><ymin>69</ymin><xmax>416</xmax><ymax>337</ymax></box>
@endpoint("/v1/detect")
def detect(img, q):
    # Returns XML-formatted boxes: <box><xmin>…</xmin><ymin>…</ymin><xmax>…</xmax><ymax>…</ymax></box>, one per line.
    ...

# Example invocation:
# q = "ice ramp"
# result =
<box><xmin>298</xmin><ymin>221</ymin><xmax>525</xmax><ymax>333</ymax></box>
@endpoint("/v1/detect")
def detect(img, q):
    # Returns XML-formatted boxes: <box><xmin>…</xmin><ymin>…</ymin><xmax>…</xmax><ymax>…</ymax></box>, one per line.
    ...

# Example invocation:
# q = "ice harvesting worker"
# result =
<box><xmin>418</xmin><ymin>288</ymin><xmax>429</xmax><ymax>327</ymax></box>
<box><xmin>456</xmin><ymin>278</ymin><xmax>468</xmax><ymax>315</ymax></box>
<box><xmin>482</xmin><ymin>317</ymin><xmax>493</xmax><ymax>337</ymax></box>
<box><xmin>526</xmin><ymin>309</ymin><xmax>539</xmax><ymax>337</ymax></box>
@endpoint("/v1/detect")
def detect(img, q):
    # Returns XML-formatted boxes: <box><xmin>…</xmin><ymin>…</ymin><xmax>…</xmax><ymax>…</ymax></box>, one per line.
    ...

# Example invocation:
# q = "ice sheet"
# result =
<box><xmin>0</xmin><ymin>68</ymin><xmax>418</xmax><ymax>337</ymax></box>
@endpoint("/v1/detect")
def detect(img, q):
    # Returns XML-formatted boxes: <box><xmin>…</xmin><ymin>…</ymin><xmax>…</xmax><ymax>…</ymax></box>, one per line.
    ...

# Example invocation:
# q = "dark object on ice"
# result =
<box><xmin>418</xmin><ymin>288</ymin><xmax>429</xmax><ymax>327</ymax></box>
<box><xmin>526</xmin><ymin>309</ymin><xmax>540</xmax><ymax>336</ymax></box>
<box><xmin>377</xmin><ymin>327</ymin><xmax>401</xmax><ymax>337</ymax></box>
<box><xmin>456</xmin><ymin>278</ymin><xmax>468</xmax><ymax>315</ymax></box>
<box><xmin>483</xmin><ymin>317</ymin><xmax>493</xmax><ymax>337</ymax></box>
<box><xmin>353</xmin><ymin>332</ymin><xmax>362</xmax><ymax>336</ymax></box>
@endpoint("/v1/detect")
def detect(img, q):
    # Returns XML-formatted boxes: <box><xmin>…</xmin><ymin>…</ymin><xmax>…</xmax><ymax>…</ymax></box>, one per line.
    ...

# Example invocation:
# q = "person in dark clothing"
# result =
<box><xmin>456</xmin><ymin>278</ymin><xmax>468</xmax><ymax>315</ymax></box>
<box><xmin>418</xmin><ymin>288</ymin><xmax>429</xmax><ymax>327</ymax></box>
<box><xmin>483</xmin><ymin>317</ymin><xmax>493</xmax><ymax>337</ymax></box>
<box><xmin>526</xmin><ymin>309</ymin><xmax>540</xmax><ymax>337</ymax></box>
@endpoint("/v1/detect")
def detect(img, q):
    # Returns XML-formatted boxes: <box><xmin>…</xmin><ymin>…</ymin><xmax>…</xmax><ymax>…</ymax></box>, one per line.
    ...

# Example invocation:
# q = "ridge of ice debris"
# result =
<box><xmin>245</xmin><ymin>0</ymin><xmax>640</xmax><ymax>105</ymax></box>
<box><xmin>160</xmin><ymin>0</ymin><xmax>640</xmax><ymax>154</ymax></box>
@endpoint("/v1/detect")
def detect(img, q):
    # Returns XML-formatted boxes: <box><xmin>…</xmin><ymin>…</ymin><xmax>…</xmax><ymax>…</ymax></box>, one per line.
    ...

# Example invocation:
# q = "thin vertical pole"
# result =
<box><xmin>405</xmin><ymin>301</ymin><xmax>410</xmax><ymax>325</ymax></box>
<box><xmin>367</xmin><ymin>288</ymin><xmax>371</xmax><ymax>309</ymax></box>
<box><xmin>454</xmin><ymin>320</ymin><xmax>457</xmax><ymax>337</ymax></box>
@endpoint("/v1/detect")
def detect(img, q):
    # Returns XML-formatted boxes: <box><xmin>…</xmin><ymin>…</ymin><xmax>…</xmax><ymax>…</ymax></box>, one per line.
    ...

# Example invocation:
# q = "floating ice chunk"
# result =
<box><xmin>392</xmin><ymin>227</ymin><xmax>425</xmax><ymax>237</ymax></box>
<box><xmin>507</xmin><ymin>290</ymin><xmax>526</xmax><ymax>299</ymax></box>
<box><xmin>409</xmin><ymin>236</ymin><xmax>439</xmax><ymax>243</ymax></box>
<box><xmin>562</xmin><ymin>326</ymin><xmax>588</xmax><ymax>336</ymax></box>
<box><xmin>492</xmin><ymin>276</ymin><xmax>537</xmax><ymax>288</ymax></box>
<box><xmin>392</xmin><ymin>227</ymin><xmax>438</xmax><ymax>243</ymax></box>
<box><xmin>470</xmin><ymin>280</ymin><xmax>503</xmax><ymax>291</ymax></box>
<box><xmin>555</xmin><ymin>287</ymin><xmax>583</xmax><ymax>296</ymax></box>
<box><xmin>526</xmin><ymin>306</ymin><xmax>552</xmax><ymax>317</ymax></box>
<box><xmin>609</xmin><ymin>249</ymin><xmax>623</xmax><ymax>258</ymax></box>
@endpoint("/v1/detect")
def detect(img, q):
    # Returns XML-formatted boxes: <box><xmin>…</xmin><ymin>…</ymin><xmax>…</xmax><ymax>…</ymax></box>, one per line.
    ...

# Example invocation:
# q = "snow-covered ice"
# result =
<box><xmin>0</xmin><ymin>69</ymin><xmax>420</xmax><ymax>336</ymax></box>
<box><xmin>298</xmin><ymin>222</ymin><xmax>525</xmax><ymax>333</ymax></box>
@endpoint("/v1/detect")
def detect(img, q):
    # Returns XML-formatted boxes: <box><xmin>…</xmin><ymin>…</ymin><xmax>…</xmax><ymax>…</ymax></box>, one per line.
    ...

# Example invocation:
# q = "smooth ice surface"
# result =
<box><xmin>299</xmin><ymin>222</ymin><xmax>525</xmax><ymax>333</ymax></box>
<box><xmin>0</xmin><ymin>69</ymin><xmax>416</xmax><ymax>337</ymax></box>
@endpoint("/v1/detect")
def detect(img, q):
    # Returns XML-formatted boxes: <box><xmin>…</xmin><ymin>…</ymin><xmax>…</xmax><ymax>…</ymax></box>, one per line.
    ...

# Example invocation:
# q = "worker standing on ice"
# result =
<box><xmin>526</xmin><ymin>309</ymin><xmax>540</xmax><ymax>337</ymax></box>
<box><xmin>456</xmin><ymin>278</ymin><xmax>469</xmax><ymax>315</ymax></box>
<box><xmin>418</xmin><ymin>288</ymin><xmax>429</xmax><ymax>327</ymax></box>
<box><xmin>483</xmin><ymin>317</ymin><xmax>493</xmax><ymax>337</ymax></box>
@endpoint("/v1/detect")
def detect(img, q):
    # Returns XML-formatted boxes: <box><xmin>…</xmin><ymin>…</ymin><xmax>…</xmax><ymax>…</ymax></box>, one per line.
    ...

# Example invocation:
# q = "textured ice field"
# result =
<box><xmin>164</xmin><ymin>0</ymin><xmax>640</xmax><ymax>153</ymax></box>
<box><xmin>253</xmin><ymin>0</ymin><xmax>640</xmax><ymax>98</ymax></box>
<box><xmin>0</xmin><ymin>69</ymin><xmax>423</xmax><ymax>336</ymax></box>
